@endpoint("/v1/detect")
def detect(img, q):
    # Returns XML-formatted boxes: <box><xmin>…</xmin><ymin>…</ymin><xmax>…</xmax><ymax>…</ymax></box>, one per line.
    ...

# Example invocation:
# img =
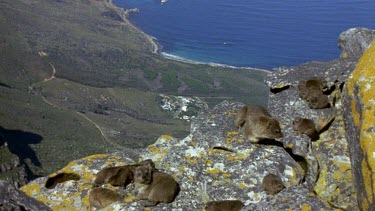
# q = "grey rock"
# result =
<box><xmin>0</xmin><ymin>180</ymin><xmax>51</xmax><ymax>211</ymax></box>
<box><xmin>244</xmin><ymin>185</ymin><xmax>333</xmax><ymax>211</ymax></box>
<box><xmin>338</xmin><ymin>28</ymin><xmax>375</xmax><ymax>59</ymax></box>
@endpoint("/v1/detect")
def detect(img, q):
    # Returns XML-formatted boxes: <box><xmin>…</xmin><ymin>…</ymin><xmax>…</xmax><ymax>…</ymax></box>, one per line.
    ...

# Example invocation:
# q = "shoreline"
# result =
<box><xmin>107</xmin><ymin>0</ymin><xmax>271</xmax><ymax>73</ymax></box>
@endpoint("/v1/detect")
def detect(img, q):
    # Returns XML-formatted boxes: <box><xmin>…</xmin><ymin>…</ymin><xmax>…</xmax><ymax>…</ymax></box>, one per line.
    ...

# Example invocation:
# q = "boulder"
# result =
<box><xmin>342</xmin><ymin>39</ymin><xmax>375</xmax><ymax>211</ymax></box>
<box><xmin>0</xmin><ymin>180</ymin><xmax>51</xmax><ymax>210</ymax></box>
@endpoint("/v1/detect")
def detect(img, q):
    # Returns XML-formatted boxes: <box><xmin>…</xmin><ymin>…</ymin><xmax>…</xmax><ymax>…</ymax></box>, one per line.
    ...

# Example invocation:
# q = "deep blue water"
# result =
<box><xmin>113</xmin><ymin>0</ymin><xmax>375</xmax><ymax>69</ymax></box>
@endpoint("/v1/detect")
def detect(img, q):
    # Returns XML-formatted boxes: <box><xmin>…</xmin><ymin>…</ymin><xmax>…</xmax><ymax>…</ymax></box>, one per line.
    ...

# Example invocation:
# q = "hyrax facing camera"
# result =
<box><xmin>135</xmin><ymin>170</ymin><xmax>180</xmax><ymax>206</ymax></box>
<box><xmin>262</xmin><ymin>173</ymin><xmax>285</xmax><ymax>195</ymax></box>
<box><xmin>235</xmin><ymin>105</ymin><xmax>282</xmax><ymax>143</ymax></box>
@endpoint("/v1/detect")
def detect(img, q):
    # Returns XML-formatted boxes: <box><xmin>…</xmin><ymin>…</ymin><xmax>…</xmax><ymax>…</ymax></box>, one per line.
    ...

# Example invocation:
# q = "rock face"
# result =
<box><xmin>19</xmin><ymin>27</ymin><xmax>375</xmax><ymax>210</ymax></box>
<box><xmin>0</xmin><ymin>128</ymin><xmax>28</xmax><ymax>188</ymax></box>
<box><xmin>0</xmin><ymin>180</ymin><xmax>51</xmax><ymax>210</ymax></box>
<box><xmin>338</xmin><ymin>28</ymin><xmax>375</xmax><ymax>59</ymax></box>
<box><xmin>343</xmin><ymin>39</ymin><xmax>375</xmax><ymax>210</ymax></box>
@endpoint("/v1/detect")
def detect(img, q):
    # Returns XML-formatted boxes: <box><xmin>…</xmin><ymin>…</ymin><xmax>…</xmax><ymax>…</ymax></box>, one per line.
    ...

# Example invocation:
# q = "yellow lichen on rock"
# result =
<box><xmin>301</xmin><ymin>203</ymin><xmax>312</xmax><ymax>211</ymax></box>
<box><xmin>346</xmin><ymin>39</ymin><xmax>375</xmax><ymax>206</ymax></box>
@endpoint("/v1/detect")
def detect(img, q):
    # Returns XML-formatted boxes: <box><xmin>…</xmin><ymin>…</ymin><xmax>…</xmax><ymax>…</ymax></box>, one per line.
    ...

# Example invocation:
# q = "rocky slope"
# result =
<box><xmin>15</xmin><ymin>28</ymin><xmax>375</xmax><ymax>210</ymax></box>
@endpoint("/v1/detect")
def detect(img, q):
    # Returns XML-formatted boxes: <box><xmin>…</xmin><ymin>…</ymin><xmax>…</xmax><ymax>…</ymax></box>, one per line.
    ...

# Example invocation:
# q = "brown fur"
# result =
<box><xmin>89</xmin><ymin>187</ymin><xmax>120</xmax><ymax>209</ymax></box>
<box><xmin>234</xmin><ymin>105</ymin><xmax>282</xmax><ymax>143</ymax></box>
<box><xmin>133</xmin><ymin>165</ymin><xmax>153</xmax><ymax>184</ymax></box>
<box><xmin>93</xmin><ymin>166</ymin><xmax>133</xmax><ymax>187</ymax></box>
<box><xmin>127</xmin><ymin>159</ymin><xmax>156</xmax><ymax>172</ymax></box>
<box><xmin>93</xmin><ymin>160</ymin><xmax>155</xmax><ymax>187</ymax></box>
<box><xmin>293</xmin><ymin>118</ymin><xmax>319</xmax><ymax>139</ymax></box>
<box><xmin>305</xmin><ymin>90</ymin><xmax>330</xmax><ymax>109</ymax></box>
<box><xmin>262</xmin><ymin>174</ymin><xmax>285</xmax><ymax>195</ymax></box>
<box><xmin>136</xmin><ymin>171</ymin><xmax>180</xmax><ymax>206</ymax></box>
<box><xmin>298</xmin><ymin>78</ymin><xmax>327</xmax><ymax>99</ymax></box>
<box><xmin>205</xmin><ymin>200</ymin><xmax>244</xmax><ymax>211</ymax></box>
<box><xmin>298</xmin><ymin>78</ymin><xmax>330</xmax><ymax>109</ymax></box>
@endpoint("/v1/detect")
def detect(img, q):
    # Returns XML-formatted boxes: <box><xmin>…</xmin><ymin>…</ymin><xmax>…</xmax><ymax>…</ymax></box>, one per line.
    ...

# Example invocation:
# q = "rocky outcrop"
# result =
<box><xmin>338</xmin><ymin>28</ymin><xmax>375</xmax><ymax>59</ymax></box>
<box><xmin>0</xmin><ymin>129</ymin><xmax>28</xmax><ymax>188</ymax></box>
<box><xmin>343</xmin><ymin>38</ymin><xmax>375</xmax><ymax>210</ymax></box>
<box><xmin>0</xmin><ymin>180</ymin><xmax>51</xmax><ymax>210</ymax></box>
<box><xmin>159</xmin><ymin>94</ymin><xmax>208</xmax><ymax>122</ymax></box>
<box><xmin>19</xmin><ymin>28</ymin><xmax>375</xmax><ymax>210</ymax></box>
<box><xmin>21</xmin><ymin>102</ymin><xmax>331</xmax><ymax>210</ymax></box>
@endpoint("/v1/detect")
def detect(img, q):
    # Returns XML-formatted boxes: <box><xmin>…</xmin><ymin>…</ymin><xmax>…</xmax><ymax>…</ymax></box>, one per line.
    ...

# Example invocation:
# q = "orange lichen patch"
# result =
<box><xmin>186</xmin><ymin>155</ymin><xmax>198</xmax><ymax>165</ymax></box>
<box><xmin>81</xmin><ymin>154</ymin><xmax>109</xmax><ymax>161</ymax></box>
<box><xmin>224</xmin><ymin>110</ymin><xmax>238</xmax><ymax>116</ymax></box>
<box><xmin>362</xmin><ymin>197</ymin><xmax>370</xmax><ymax>211</ymax></box>
<box><xmin>223</xmin><ymin>173</ymin><xmax>231</xmax><ymax>178</ymax></box>
<box><xmin>350</xmin><ymin>100</ymin><xmax>361</xmax><ymax>127</ymax></box>
<box><xmin>20</xmin><ymin>182</ymin><xmax>41</xmax><ymax>196</ymax></box>
<box><xmin>301</xmin><ymin>203</ymin><xmax>312</xmax><ymax>211</ymax></box>
<box><xmin>238</xmin><ymin>182</ymin><xmax>247</xmax><ymax>189</ymax></box>
<box><xmin>82</xmin><ymin>194</ymin><xmax>90</xmax><ymax>207</ymax></box>
<box><xmin>148</xmin><ymin>145</ymin><xmax>168</xmax><ymax>154</ymax></box>
<box><xmin>125</xmin><ymin>195</ymin><xmax>136</xmax><ymax>203</ymax></box>
<box><xmin>160</xmin><ymin>135</ymin><xmax>174</xmax><ymax>141</ymax></box>
<box><xmin>209</xmin><ymin>114</ymin><xmax>216</xmax><ymax>119</ymax></box>
<box><xmin>346</xmin><ymin>39</ymin><xmax>375</xmax><ymax>206</ymax></box>
<box><xmin>333</xmin><ymin>171</ymin><xmax>343</xmax><ymax>180</ymax></box>
<box><xmin>314</xmin><ymin>168</ymin><xmax>328</xmax><ymax>196</ymax></box>
<box><xmin>226</xmin><ymin>131</ymin><xmax>241</xmax><ymax>146</ymax></box>
<box><xmin>362</xmin><ymin>160</ymin><xmax>374</xmax><ymax>203</ymax></box>
<box><xmin>273</xmin><ymin>82</ymin><xmax>288</xmax><ymax>89</ymax></box>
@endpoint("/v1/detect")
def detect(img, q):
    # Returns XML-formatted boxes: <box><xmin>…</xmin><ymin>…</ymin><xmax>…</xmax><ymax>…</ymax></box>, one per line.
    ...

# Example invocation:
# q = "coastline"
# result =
<box><xmin>106</xmin><ymin>0</ymin><xmax>271</xmax><ymax>73</ymax></box>
<box><xmin>107</xmin><ymin>0</ymin><xmax>160</xmax><ymax>54</ymax></box>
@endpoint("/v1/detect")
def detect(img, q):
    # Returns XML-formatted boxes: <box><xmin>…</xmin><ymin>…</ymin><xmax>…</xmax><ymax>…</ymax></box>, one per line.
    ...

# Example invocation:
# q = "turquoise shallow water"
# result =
<box><xmin>114</xmin><ymin>0</ymin><xmax>375</xmax><ymax>69</ymax></box>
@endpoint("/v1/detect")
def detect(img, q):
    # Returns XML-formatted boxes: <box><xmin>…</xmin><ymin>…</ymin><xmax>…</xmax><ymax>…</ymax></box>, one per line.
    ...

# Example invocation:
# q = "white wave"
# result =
<box><xmin>160</xmin><ymin>52</ymin><xmax>271</xmax><ymax>72</ymax></box>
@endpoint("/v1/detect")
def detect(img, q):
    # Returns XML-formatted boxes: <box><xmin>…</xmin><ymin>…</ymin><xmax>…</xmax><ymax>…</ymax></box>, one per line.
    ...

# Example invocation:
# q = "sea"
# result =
<box><xmin>113</xmin><ymin>0</ymin><xmax>375</xmax><ymax>69</ymax></box>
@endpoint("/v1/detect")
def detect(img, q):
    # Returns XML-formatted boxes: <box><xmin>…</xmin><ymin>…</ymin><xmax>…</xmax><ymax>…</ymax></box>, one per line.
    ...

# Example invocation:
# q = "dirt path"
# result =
<box><xmin>30</xmin><ymin>62</ymin><xmax>124</xmax><ymax>150</ymax></box>
<box><xmin>29</xmin><ymin>62</ymin><xmax>56</xmax><ymax>89</ymax></box>
<box><xmin>76</xmin><ymin>112</ymin><xmax>127</xmax><ymax>150</ymax></box>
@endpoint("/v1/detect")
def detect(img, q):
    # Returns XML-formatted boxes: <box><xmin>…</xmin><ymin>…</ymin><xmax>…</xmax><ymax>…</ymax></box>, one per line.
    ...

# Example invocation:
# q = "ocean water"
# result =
<box><xmin>113</xmin><ymin>0</ymin><xmax>375</xmax><ymax>69</ymax></box>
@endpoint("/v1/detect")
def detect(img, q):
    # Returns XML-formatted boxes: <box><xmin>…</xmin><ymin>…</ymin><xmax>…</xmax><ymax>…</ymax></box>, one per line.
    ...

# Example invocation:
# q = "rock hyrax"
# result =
<box><xmin>205</xmin><ymin>200</ymin><xmax>244</xmax><ymax>211</ymax></box>
<box><xmin>89</xmin><ymin>187</ymin><xmax>120</xmax><ymax>209</ymax></box>
<box><xmin>305</xmin><ymin>90</ymin><xmax>330</xmax><ymax>109</ymax></box>
<box><xmin>298</xmin><ymin>78</ymin><xmax>327</xmax><ymax>99</ymax></box>
<box><xmin>127</xmin><ymin>159</ymin><xmax>156</xmax><ymax>172</ymax></box>
<box><xmin>262</xmin><ymin>173</ymin><xmax>285</xmax><ymax>195</ymax></box>
<box><xmin>298</xmin><ymin>78</ymin><xmax>330</xmax><ymax>109</ymax></box>
<box><xmin>135</xmin><ymin>170</ymin><xmax>180</xmax><ymax>206</ymax></box>
<box><xmin>93</xmin><ymin>166</ymin><xmax>133</xmax><ymax>187</ymax></box>
<box><xmin>293</xmin><ymin>117</ymin><xmax>319</xmax><ymax>139</ymax></box>
<box><xmin>234</xmin><ymin>105</ymin><xmax>282</xmax><ymax>143</ymax></box>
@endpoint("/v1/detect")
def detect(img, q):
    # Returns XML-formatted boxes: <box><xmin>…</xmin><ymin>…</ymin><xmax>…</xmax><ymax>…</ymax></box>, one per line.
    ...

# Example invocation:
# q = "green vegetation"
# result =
<box><xmin>0</xmin><ymin>0</ymin><xmax>269</xmax><ymax>178</ymax></box>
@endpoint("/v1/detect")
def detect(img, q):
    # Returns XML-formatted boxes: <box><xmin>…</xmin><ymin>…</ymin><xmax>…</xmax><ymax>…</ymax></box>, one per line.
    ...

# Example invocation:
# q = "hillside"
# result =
<box><xmin>0</xmin><ymin>0</ymin><xmax>268</xmax><ymax>179</ymax></box>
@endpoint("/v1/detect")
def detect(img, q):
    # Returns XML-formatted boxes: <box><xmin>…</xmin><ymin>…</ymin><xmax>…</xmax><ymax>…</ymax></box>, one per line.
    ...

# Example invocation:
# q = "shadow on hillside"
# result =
<box><xmin>0</xmin><ymin>126</ymin><xmax>44</xmax><ymax>180</ymax></box>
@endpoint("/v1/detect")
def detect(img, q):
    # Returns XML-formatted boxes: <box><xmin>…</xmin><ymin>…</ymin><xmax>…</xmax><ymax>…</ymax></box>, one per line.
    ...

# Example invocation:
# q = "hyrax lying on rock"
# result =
<box><xmin>89</xmin><ymin>187</ymin><xmax>121</xmax><ymax>209</ymax></box>
<box><xmin>205</xmin><ymin>200</ymin><xmax>244</xmax><ymax>211</ymax></box>
<box><xmin>135</xmin><ymin>169</ymin><xmax>180</xmax><ymax>206</ymax></box>
<box><xmin>293</xmin><ymin>117</ymin><xmax>319</xmax><ymax>139</ymax></box>
<box><xmin>262</xmin><ymin>173</ymin><xmax>285</xmax><ymax>195</ymax></box>
<box><xmin>234</xmin><ymin>105</ymin><xmax>282</xmax><ymax>143</ymax></box>
<box><xmin>298</xmin><ymin>78</ymin><xmax>330</xmax><ymax>109</ymax></box>
<box><xmin>93</xmin><ymin>166</ymin><xmax>133</xmax><ymax>187</ymax></box>
<box><xmin>93</xmin><ymin>159</ymin><xmax>155</xmax><ymax>187</ymax></box>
